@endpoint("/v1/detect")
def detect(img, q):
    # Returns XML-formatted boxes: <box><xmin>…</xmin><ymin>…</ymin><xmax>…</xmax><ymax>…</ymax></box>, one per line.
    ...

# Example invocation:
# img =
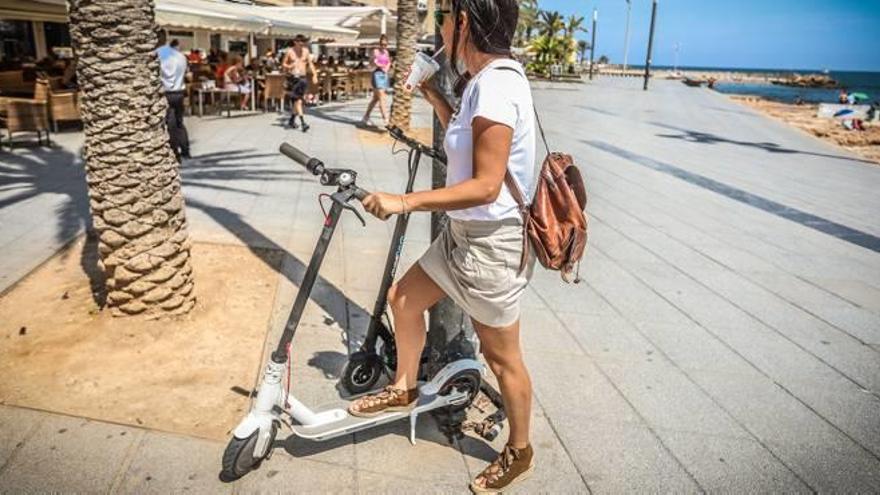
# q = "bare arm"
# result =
<box><xmin>362</xmin><ymin>117</ymin><xmax>512</xmax><ymax>219</ymax></box>
<box><xmin>281</xmin><ymin>50</ymin><xmax>293</xmax><ymax>72</ymax></box>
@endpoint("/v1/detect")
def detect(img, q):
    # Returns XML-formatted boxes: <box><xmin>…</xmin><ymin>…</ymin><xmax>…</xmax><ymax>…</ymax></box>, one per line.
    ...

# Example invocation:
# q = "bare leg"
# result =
<box><xmin>363</xmin><ymin>90</ymin><xmax>379</xmax><ymax>122</ymax></box>
<box><xmin>473</xmin><ymin>317</ymin><xmax>532</xmax><ymax>449</ymax></box>
<box><xmin>377</xmin><ymin>89</ymin><xmax>388</xmax><ymax>126</ymax></box>
<box><xmin>387</xmin><ymin>263</ymin><xmax>446</xmax><ymax>390</ymax></box>
<box><xmin>294</xmin><ymin>98</ymin><xmax>304</xmax><ymax>118</ymax></box>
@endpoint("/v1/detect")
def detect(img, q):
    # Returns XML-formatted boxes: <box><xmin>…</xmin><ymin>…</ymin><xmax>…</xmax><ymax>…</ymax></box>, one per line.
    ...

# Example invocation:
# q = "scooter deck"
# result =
<box><xmin>290</xmin><ymin>390</ymin><xmax>468</xmax><ymax>442</ymax></box>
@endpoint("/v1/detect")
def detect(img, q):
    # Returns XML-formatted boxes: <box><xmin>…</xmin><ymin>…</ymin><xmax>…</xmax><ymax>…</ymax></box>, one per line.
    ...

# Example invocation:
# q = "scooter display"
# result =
<box><xmin>220</xmin><ymin>140</ymin><xmax>483</xmax><ymax>482</ymax></box>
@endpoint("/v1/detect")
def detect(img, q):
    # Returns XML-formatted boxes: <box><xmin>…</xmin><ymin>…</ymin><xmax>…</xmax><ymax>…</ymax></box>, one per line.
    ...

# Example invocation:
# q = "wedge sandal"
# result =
<box><xmin>470</xmin><ymin>444</ymin><xmax>534</xmax><ymax>494</ymax></box>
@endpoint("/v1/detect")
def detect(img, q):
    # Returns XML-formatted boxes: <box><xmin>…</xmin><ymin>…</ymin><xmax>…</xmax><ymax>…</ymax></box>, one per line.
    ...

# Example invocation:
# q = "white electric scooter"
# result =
<box><xmin>220</xmin><ymin>143</ymin><xmax>485</xmax><ymax>481</ymax></box>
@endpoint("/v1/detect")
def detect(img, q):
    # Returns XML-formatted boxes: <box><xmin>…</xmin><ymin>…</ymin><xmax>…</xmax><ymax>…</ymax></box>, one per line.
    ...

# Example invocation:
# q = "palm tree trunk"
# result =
<box><xmin>69</xmin><ymin>0</ymin><xmax>196</xmax><ymax>317</ymax></box>
<box><xmin>390</xmin><ymin>0</ymin><xmax>419</xmax><ymax>130</ymax></box>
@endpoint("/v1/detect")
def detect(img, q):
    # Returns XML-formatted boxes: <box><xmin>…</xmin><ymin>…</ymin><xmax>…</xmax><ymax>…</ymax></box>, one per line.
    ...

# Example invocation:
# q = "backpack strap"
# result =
<box><xmin>494</xmin><ymin>64</ymin><xmax>548</xmax><ymax>273</ymax></box>
<box><xmin>495</xmin><ymin>65</ymin><xmax>551</xmax><ymax>156</ymax></box>
<box><xmin>504</xmin><ymin>172</ymin><xmax>531</xmax><ymax>274</ymax></box>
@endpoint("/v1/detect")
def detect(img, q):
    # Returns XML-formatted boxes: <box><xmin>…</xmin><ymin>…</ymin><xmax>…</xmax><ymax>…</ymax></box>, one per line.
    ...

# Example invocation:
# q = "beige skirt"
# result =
<box><xmin>418</xmin><ymin>217</ymin><xmax>536</xmax><ymax>328</ymax></box>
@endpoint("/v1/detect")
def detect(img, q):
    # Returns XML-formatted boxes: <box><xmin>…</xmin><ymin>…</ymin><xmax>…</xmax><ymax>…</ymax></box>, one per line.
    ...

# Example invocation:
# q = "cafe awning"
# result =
<box><xmin>1</xmin><ymin>0</ymin><xmax>67</xmax><ymax>23</ymax></box>
<box><xmin>157</xmin><ymin>0</ymin><xmax>358</xmax><ymax>41</ymax></box>
<box><xmin>157</xmin><ymin>0</ymin><xmax>268</xmax><ymax>34</ymax></box>
<box><xmin>9</xmin><ymin>0</ymin><xmax>359</xmax><ymax>42</ymax></box>
<box><xmin>262</xmin><ymin>6</ymin><xmax>392</xmax><ymax>31</ymax></box>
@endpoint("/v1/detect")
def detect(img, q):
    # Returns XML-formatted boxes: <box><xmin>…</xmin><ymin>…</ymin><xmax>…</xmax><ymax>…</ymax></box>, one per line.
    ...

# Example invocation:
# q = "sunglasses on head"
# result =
<box><xmin>434</xmin><ymin>8</ymin><xmax>452</xmax><ymax>26</ymax></box>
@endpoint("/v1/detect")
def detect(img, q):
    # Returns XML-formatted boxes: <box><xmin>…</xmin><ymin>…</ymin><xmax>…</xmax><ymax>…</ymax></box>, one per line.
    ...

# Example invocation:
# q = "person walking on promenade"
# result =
<box><xmin>156</xmin><ymin>38</ymin><xmax>190</xmax><ymax>160</ymax></box>
<box><xmin>361</xmin><ymin>34</ymin><xmax>392</xmax><ymax>128</ymax></box>
<box><xmin>282</xmin><ymin>34</ymin><xmax>317</xmax><ymax>132</ymax></box>
<box><xmin>349</xmin><ymin>0</ymin><xmax>538</xmax><ymax>492</ymax></box>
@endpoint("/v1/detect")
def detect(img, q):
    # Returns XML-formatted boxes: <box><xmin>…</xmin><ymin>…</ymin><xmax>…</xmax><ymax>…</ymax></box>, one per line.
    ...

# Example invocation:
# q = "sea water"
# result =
<box><xmin>650</xmin><ymin>66</ymin><xmax>880</xmax><ymax>104</ymax></box>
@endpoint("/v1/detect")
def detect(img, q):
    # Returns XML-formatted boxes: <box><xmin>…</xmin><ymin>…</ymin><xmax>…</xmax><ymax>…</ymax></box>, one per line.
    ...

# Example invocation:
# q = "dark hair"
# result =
<box><xmin>170</xmin><ymin>39</ymin><xmax>180</xmax><ymax>48</ymax></box>
<box><xmin>379</xmin><ymin>34</ymin><xmax>388</xmax><ymax>44</ymax></box>
<box><xmin>449</xmin><ymin>0</ymin><xmax>518</xmax><ymax>95</ymax></box>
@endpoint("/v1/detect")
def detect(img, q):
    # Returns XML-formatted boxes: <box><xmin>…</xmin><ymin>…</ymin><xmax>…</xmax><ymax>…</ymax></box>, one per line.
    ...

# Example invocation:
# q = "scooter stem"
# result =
<box><xmin>271</xmin><ymin>196</ymin><xmax>345</xmax><ymax>363</ymax></box>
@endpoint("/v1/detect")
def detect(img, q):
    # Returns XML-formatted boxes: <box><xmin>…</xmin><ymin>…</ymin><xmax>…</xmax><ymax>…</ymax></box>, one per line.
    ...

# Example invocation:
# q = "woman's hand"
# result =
<box><xmin>362</xmin><ymin>192</ymin><xmax>406</xmax><ymax>220</ymax></box>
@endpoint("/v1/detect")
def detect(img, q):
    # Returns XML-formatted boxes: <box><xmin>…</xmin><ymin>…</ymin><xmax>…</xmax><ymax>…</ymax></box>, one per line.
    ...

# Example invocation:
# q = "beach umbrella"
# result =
<box><xmin>850</xmin><ymin>92</ymin><xmax>869</xmax><ymax>102</ymax></box>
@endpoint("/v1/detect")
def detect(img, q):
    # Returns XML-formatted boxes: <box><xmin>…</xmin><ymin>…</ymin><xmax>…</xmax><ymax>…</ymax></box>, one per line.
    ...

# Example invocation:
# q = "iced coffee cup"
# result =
<box><xmin>404</xmin><ymin>51</ymin><xmax>441</xmax><ymax>92</ymax></box>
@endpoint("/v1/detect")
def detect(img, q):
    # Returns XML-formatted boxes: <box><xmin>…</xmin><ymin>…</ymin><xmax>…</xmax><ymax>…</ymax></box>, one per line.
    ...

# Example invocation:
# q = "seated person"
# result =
<box><xmin>223</xmin><ymin>56</ymin><xmax>252</xmax><ymax>110</ymax></box>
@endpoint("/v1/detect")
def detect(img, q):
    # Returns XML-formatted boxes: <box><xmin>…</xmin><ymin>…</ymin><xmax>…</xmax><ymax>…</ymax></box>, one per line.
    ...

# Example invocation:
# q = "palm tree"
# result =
<box><xmin>516</xmin><ymin>0</ymin><xmax>539</xmax><ymax>46</ymax></box>
<box><xmin>537</xmin><ymin>10</ymin><xmax>564</xmax><ymax>38</ymax></box>
<box><xmin>562</xmin><ymin>15</ymin><xmax>587</xmax><ymax>65</ymax></box>
<box><xmin>526</xmin><ymin>34</ymin><xmax>566</xmax><ymax>77</ymax></box>
<box><xmin>68</xmin><ymin>0</ymin><xmax>196</xmax><ymax>317</ymax></box>
<box><xmin>577</xmin><ymin>40</ymin><xmax>589</xmax><ymax>64</ymax></box>
<box><xmin>390</xmin><ymin>0</ymin><xmax>419</xmax><ymax>130</ymax></box>
<box><xmin>563</xmin><ymin>15</ymin><xmax>587</xmax><ymax>40</ymax></box>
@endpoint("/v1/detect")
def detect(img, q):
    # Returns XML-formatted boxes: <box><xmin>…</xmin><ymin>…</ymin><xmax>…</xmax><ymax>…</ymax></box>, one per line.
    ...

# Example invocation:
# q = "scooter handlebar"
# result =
<box><xmin>280</xmin><ymin>143</ymin><xmax>370</xmax><ymax>201</ymax></box>
<box><xmin>352</xmin><ymin>187</ymin><xmax>370</xmax><ymax>201</ymax></box>
<box><xmin>280</xmin><ymin>143</ymin><xmax>322</xmax><ymax>174</ymax></box>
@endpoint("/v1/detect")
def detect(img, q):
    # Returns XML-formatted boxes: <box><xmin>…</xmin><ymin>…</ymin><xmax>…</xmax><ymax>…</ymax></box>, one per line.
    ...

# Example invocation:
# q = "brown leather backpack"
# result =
<box><xmin>506</xmin><ymin>145</ymin><xmax>588</xmax><ymax>282</ymax></box>
<box><xmin>496</xmin><ymin>68</ymin><xmax>588</xmax><ymax>282</ymax></box>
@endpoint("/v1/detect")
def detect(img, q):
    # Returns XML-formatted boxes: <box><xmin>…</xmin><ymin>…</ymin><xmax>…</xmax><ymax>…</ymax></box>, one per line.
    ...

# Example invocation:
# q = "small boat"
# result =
<box><xmin>682</xmin><ymin>78</ymin><xmax>704</xmax><ymax>87</ymax></box>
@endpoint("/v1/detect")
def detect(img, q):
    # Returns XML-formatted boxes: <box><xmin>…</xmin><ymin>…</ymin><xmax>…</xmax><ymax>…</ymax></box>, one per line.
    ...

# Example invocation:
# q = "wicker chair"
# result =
<box><xmin>0</xmin><ymin>98</ymin><xmax>51</xmax><ymax>148</ymax></box>
<box><xmin>35</xmin><ymin>77</ymin><xmax>81</xmax><ymax>132</ymax></box>
<box><xmin>263</xmin><ymin>74</ymin><xmax>286</xmax><ymax>112</ymax></box>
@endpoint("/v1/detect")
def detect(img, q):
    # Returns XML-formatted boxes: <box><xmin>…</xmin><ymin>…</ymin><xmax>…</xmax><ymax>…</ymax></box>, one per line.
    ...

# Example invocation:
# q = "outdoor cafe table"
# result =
<box><xmin>195</xmin><ymin>82</ymin><xmax>256</xmax><ymax>117</ymax></box>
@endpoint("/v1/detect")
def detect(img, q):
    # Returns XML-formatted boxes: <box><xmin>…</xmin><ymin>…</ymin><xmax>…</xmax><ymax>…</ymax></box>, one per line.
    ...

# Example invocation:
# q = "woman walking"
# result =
<box><xmin>361</xmin><ymin>34</ymin><xmax>392</xmax><ymax>128</ymax></box>
<box><xmin>349</xmin><ymin>0</ymin><xmax>537</xmax><ymax>492</ymax></box>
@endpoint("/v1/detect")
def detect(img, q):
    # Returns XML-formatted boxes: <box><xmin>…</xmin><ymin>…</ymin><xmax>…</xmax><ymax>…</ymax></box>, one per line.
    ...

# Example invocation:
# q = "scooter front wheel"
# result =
<box><xmin>219</xmin><ymin>422</ymin><xmax>277</xmax><ymax>482</ymax></box>
<box><xmin>342</xmin><ymin>352</ymin><xmax>384</xmax><ymax>394</ymax></box>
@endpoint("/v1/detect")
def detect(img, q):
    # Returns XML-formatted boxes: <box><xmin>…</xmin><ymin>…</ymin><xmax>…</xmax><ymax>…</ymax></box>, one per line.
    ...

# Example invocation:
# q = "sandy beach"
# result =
<box><xmin>728</xmin><ymin>95</ymin><xmax>880</xmax><ymax>164</ymax></box>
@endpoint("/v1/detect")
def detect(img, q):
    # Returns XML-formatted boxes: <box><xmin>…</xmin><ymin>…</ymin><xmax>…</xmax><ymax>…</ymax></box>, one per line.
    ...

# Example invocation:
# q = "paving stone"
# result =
<box><xmin>115</xmin><ymin>432</ymin><xmax>231</xmax><ymax>494</ymax></box>
<box><xmin>690</xmin><ymin>370</ymin><xmax>880</xmax><ymax>492</ymax></box>
<box><xmin>0</xmin><ymin>414</ymin><xmax>139</xmax><ymax>493</ymax></box>
<box><xmin>656</xmin><ymin>430</ymin><xmax>812</xmax><ymax>493</ymax></box>
<box><xmin>0</xmin><ymin>405</ymin><xmax>44</xmax><ymax>470</ymax></box>
<box><xmin>552</xmin><ymin>420</ymin><xmax>701</xmax><ymax>494</ymax></box>
<box><xmin>353</xmin><ymin>415</ymin><xmax>469</xmax><ymax>484</ymax></box>
<box><xmin>597</xmin><ymin>359</ymin><xmax>750</xmax><ymax>439</ymax></box>
<box><xmin>237</xmin><ymin>452</ymin><xmax>356</xmax><ymax>494</ymax></box>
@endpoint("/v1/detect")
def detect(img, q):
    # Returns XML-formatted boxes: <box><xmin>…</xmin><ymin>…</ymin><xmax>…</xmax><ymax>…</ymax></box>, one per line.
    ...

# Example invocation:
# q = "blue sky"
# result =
<box><xmin>537</xmin><ymin>0</ymin><xmax>880</xmax><ymax>72</ymax></box>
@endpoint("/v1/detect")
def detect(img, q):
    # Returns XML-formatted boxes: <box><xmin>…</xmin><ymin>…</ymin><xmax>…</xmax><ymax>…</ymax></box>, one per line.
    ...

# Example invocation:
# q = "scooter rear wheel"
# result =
<box><xmin>438</xmin><ymin>369</ymin><xmax>482</xmax><ymax>413</ymax></box>
<box><xmin>342</xmin><ymin>352</ymin><xmax>384</xmax><ymax>394</ymax></box>
<box><xmin>219</xmin><ymin>422</ymin><xmax>277</xmax><ymax>482</ymax></box>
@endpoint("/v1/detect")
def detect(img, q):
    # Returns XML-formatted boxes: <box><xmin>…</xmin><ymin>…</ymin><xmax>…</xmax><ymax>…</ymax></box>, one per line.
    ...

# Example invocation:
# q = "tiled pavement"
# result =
<box><xmin>1</xmin><ymin>78</ymin><xmax>879</xmax><ymax>493</ymax></box>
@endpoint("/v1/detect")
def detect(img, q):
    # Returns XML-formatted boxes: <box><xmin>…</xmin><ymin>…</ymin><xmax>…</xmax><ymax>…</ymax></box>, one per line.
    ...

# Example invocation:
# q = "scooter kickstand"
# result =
<box><xmin>409</xmin><ymin>409</ymin><xmax>419</xmax><ymax>445</ymax></box>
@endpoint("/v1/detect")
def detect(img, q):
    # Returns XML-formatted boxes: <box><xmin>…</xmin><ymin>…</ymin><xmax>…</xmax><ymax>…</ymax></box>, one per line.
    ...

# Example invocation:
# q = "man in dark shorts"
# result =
<box><xmin>282</xmin><ymin>35</ymin><xmax>317</xmax><ymax>132</ymax></box>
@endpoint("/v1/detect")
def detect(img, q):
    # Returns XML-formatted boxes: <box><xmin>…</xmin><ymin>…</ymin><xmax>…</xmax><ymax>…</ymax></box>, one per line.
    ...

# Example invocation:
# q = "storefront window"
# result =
<box><xmin>0</xmin><ymin>20</ymin><xmax>36</xmax><ymax>68</ymax></box>
<box><xmin>43</xmin><ymin>22</ymin><xmax>72</xmax><ymax>58</ymax></box>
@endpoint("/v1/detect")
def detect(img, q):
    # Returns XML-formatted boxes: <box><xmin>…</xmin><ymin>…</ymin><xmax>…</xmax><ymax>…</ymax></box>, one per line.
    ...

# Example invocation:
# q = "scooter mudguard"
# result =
<box><xmin>232</xmin><ymin>411</ymin><xmax>275</xmax><ymax>457</ymax></box>
<box><xmin>419</xmin><ymin>358</ymin><xmax>484</xmax><ymax>396</ymax></box>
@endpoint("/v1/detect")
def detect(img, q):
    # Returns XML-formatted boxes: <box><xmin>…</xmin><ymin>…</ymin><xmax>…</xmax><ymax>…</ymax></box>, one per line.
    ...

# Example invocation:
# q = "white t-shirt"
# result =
<box><xmin>156</xmin><ymin>45</ymin><xmax>187</xmax><ymax>92</ymax></box>
<box><xmin>444</xmin><ymin>58</ymin><xmax>537</xmax><ymax>222</ymax></box>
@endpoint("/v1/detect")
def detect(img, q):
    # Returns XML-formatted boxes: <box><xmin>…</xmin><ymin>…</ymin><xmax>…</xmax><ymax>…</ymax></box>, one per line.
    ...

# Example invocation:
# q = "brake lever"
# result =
<box><xmin>342</xmin><ymin>201</ymin><xmax>366</xmax><ymax>227</ymax></box>
<box><xmin>329</xmin><ymin>189</ymin><xmax>367</xmax><ymax>227</ymax></box>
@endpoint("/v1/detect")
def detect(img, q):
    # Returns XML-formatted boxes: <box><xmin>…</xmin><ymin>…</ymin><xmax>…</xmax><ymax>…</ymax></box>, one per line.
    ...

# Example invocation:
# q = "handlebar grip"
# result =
<box><xmin>352</xmin><ymin>187</ymin><xmax>370</xmax><ymax>201</ymax></box>
<box><xmin>280</xmin><ymin>143</ymin><xmax>322</xmax><ymax>174</ymax></box>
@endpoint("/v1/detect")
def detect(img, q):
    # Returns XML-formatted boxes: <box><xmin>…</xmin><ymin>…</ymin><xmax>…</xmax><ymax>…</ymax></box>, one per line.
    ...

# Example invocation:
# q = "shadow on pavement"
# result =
<box><xmin>652</xmin><ymin>121</ymin><xmax>876</xmax><ymax>164</ymax></box>
<box><xmin>185</xmin><ymin>197</ymin><xmax>372</xmax><ymax>332</ymax></box>
<box><xmin>0</xmin><ymin>144</ymin><xmax>106</xmax><ymax>305</ymax></box>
